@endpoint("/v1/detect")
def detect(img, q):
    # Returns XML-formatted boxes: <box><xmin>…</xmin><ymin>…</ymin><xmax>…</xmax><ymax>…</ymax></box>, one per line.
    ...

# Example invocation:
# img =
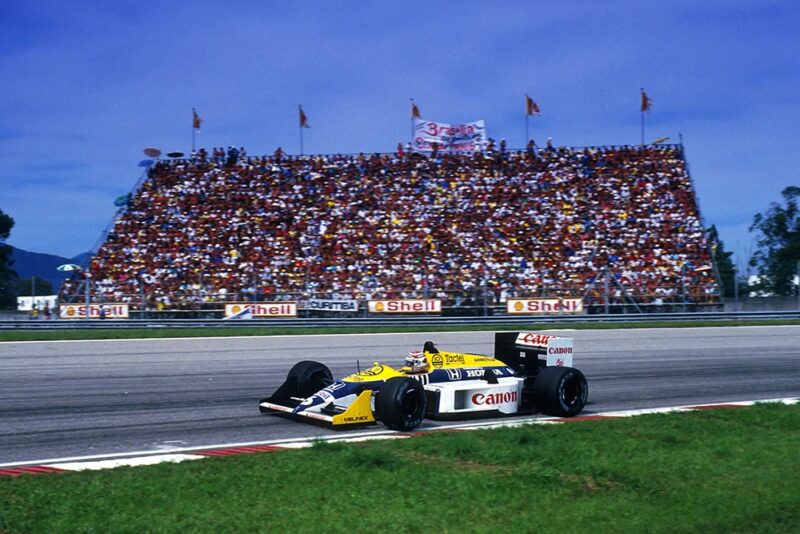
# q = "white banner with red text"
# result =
<box><xmin>368</xmin><ymin>299</ymin><xmax>442</xmax><ymax>314</ymax></box>
<box><xmin>412</xmin><ymin>118</ymin><xmax>487</xmax><ymax>153</ymax></box>
<box><xmin>224</xmin><ymin>302</ymin><xmax>297</xmax><ymax>318</ymax></box>
<box><xmin>506</xmin><ymin>298</ymin><xmax>584</xmax><ymax>315</ymax></box>
<box><xmin>60</xmin><ymin>304</ymin><xmax>130</xmax><ymax>319</ymax></box>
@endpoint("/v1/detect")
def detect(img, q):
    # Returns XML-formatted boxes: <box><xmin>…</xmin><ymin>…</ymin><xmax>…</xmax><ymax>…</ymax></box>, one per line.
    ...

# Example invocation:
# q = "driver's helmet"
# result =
<box><xmin>404</xmin><ymin>350</ymin><xmax>428</xmax><ymax>373</ymax></box>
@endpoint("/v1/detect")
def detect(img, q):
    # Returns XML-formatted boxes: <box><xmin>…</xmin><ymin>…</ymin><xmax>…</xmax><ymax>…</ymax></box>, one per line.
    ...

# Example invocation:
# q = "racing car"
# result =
<box><xmin>259</xmin><ymin>331</ymin><xmax>588</xmax><ymax>431</ymax></box>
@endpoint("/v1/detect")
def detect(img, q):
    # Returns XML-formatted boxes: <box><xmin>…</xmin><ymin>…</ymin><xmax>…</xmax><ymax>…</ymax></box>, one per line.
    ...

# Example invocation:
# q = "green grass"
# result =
<box><xmin>1</xmin><ymin>319</ymin><xmax>799</xmax><ymax>342</ymax></box>
<box><xmin>2</xmin><ymin>404</ymin><xmax>798</xmax><ymax>533</ymax></box>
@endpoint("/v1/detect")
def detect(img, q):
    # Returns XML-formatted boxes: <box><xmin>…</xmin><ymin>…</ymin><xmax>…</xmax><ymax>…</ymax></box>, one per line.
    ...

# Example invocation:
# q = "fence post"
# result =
<box><xmin>541</xmin><ymin>269</ymin><xmax>547</xmax><ymax>298</ymax></box>
<box><xmin>482</xmin><ymin>276</ymin><xmax>488</xmax><ymax>317</ymax></box>
<box><xmin>604</xmin><ymin>269</ymin><xmax>610</xmax><ymax>315</ymax></box>
<box><xmin>682</xmin><ymin>263</ymin><xmax>688</xmax><ymax>312</ymax></box>
<box><xmin>85</xmin><ymin>274</ymin><xmax>91</xmax><ymax>321</ymax></box>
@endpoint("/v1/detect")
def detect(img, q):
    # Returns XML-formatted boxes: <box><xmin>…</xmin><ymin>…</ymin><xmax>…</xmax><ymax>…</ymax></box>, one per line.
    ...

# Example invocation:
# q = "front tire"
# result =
<box><xmin>375</xmin><ymin>377</ymin><xmax>427</xmax><ymax>431</ymax></box>
<box><xmin>531</xmin><ymin>367</ymin><xmax>588</xmax><ymax>417</ymax></box>
<box><xmin>287</xmin><ymin>360</ymin><xmax>333</xmax><ymax>398</ymax></box>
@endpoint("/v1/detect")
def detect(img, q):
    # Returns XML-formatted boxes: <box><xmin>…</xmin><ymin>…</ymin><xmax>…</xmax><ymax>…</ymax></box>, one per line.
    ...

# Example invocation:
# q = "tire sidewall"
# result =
<box><xmin>376</xmin><ymin>377</ymin><xmax>427</xmax><ymax>431</ymax></box>
<box><xmin>532</xmin><ymin>366</ymin><xmax>588</xmax><ymax>417</ymax></box>
<box><xmin>288</xmin><ymin>360</ymin><xmax>333</xmax><ymax>398</ymax></box>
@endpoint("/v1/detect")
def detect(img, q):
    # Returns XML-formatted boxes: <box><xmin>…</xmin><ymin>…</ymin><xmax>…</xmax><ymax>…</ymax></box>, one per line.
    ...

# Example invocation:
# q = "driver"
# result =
<box><xmin>403</xmin><ymin>350</ymin><xmax>429</xmax><ymax>374</ymax></box>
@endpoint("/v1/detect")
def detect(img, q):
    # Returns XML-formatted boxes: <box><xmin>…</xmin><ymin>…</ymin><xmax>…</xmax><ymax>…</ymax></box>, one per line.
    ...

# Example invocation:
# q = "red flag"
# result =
<box><xmin>192</xmin><ymin>108</ymin><xmax>202</xmax><ymax>130</ymax></box>
<box><xmin>525</xmin><ymin>94</ymin><xmax>540</xmax><ymax>115</ymax></box>
<box><xmin>411</xmin><ymin>100</ymin><xmax>421</xmax><ymax>119</ymax></box>
<box><xmin>299</xmin><ymin>106</ymin><xmax>309</xmax><ymax>128</ymax></box>
<box><xmin>640</xmin><ymin>89</ymin><xmax>653</xmax><ymax>112</ymax></box>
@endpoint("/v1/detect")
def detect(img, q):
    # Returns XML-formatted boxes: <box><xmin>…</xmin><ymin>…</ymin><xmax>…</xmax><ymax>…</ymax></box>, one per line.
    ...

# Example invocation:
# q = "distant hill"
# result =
<box><xmin>8</xmin><ymin>247</ymin><xmax>92</xmax><ymax>290</ymax></box>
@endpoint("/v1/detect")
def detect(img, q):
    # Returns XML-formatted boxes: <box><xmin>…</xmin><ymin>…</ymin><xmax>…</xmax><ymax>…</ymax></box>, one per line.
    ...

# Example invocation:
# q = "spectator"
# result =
<box><xmin>65</xmin><ymin>145</ymin><xmax>719</xmax><ymax>310</ymax></box>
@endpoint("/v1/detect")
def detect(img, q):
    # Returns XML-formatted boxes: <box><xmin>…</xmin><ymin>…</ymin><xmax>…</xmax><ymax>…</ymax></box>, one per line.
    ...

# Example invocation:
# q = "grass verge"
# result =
<box><xmin>2</xmin><ymin>403</ymin><xmax>798</xmax><ymax>533</ymax></box>
<box><xmin>1</xmin><ymin>318</ymin><xmax>799</xmax><ymax>342</ymax></box>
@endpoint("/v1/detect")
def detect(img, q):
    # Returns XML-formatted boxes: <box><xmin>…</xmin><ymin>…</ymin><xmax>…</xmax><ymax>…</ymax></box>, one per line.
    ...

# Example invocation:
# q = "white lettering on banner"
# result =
<box><xmin>413</xmin><ymin>118</ymin><xmax>487</xmax><ymax>154</ymax></box>
<box><xmin>506</xmin><ymin>298</ymin><xmax>584</xmax><ymax>315</ymax></box>
<box><xmin>224</xmin><ymin>303</ymin><xmax>297</xmax><ymax>318</ymax></box>
<box><xmin>60</xmin><ymin>304</ymin><xmax>130</xmax><ymax>319</ymax></box>
<box><xmin>368</xmin><ymin>299</ymin><xmax>442</xmax><ymax>314</ymax></box>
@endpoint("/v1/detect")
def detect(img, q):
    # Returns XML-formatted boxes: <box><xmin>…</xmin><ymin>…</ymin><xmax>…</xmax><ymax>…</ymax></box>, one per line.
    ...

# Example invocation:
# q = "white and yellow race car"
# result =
<box><xmin>259</xmin><ymin>332</ymin><xmax>588</xmax><ymax>431</ymax></box>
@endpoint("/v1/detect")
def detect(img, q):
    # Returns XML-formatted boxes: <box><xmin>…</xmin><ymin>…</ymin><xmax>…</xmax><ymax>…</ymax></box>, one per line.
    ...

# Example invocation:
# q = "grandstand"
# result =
<box><xmin>60</xmin><ymin>144</ymin><xmax>720</xmax><ymax>315</ymax></box>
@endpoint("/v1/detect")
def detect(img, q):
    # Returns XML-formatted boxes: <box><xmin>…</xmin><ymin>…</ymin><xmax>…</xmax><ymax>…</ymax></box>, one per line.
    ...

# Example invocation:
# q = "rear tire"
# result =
<box><xmin>532</xmin><ymin>367</ymin><xmax>588</xmax><ymax>417</ymax></box>
<box><xmin>376</xmin><ymin>377</ymin><xmax>427</xmax><ymax>431</ymax></box>
<box><xmin>287</xmin><ymin>361</ymin><xmax>333</xmax><ymax>398</ymax></box>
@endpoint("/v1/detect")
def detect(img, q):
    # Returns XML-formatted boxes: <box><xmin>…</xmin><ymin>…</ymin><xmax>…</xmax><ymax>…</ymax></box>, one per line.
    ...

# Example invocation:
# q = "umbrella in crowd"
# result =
<box><xmin>56</xmin><ymin>264</ymin><xmax>82</xmax><ymax>272</ymax></box>
<box><xmin>143</xmin><ymin>147</ymin><xmax>161</xmax><ymax>158</ymax></box>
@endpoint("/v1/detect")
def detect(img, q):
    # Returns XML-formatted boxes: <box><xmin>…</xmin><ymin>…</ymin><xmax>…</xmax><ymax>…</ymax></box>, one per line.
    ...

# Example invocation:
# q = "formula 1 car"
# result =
<box><xmin>259</xmin><ymin>332</ymin><xmax>588</xmax><ymax>431</ymax></box>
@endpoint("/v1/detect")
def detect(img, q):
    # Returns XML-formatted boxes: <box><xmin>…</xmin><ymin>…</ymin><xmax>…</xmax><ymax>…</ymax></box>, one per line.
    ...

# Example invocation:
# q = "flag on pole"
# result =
<box><xmin>411</xmin><ymin>100</ymin><xmax>421</xmax><ymax>119</ymax></box>
<box><xmin>525</xmin><ymin>94</ymin><xmax>540</xmax><ymax>115</ymax></box>
<box><xmin>299</xmin><ymin>105</ymin><xmax>310</xmax><ymax>128</ymax></box>
<box><xmin>640</xmin><ymin>89</ymin><xmax>653</xmax><ymax>112</ymax></box>
<box><xmin>192</xmin><ymin>108</ymin><xmax>202</xmax><ymax>131</ymax></box>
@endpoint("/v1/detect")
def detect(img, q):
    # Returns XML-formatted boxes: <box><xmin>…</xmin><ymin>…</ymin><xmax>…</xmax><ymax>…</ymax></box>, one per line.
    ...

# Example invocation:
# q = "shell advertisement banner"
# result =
<box><xmin>224</xmin><ymin>302</ymin><xmax>297</xmax><ymax>318</ymax></box>
<box><xmin>506</xmin><ymin>298</ymin><xmax>584</xmax><ymax>315</ymax></box>
<box><xmin>60</xmin><ymin>304</ymin><xmax>130</xmax><ymax>319</ymax></box>
<box><xmin>368</xmin><ymin>299</ymin><xmax>442</xmax><ymax>314</ymax></box>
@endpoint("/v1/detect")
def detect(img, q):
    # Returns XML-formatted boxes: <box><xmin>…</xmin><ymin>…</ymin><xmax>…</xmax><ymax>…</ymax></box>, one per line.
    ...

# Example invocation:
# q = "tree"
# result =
<box><xmin>749</xmin><ymin>186</ymin><xmax>800</xmax><ymax>296</ymax></box>
<box><xmin>15</xmin><ymin>276</ymin><xmax>53</xmax><ymax>297</ymax></box>
<box><xmin>706</xmin><ymin>225</ymin><xmax>736</xmax><ymax>298</ymax></box>
<box><xmin>0</xmin><ymin>208</ymin><xmax>17</xmax><ymax>308</ymax></box>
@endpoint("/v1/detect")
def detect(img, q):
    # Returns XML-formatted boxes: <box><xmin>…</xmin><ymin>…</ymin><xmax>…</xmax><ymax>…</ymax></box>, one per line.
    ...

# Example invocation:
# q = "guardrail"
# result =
<box><xmin>1</xmin><ymin>311</ymin><xmax>799</xmax><ymax>330</ymax></box>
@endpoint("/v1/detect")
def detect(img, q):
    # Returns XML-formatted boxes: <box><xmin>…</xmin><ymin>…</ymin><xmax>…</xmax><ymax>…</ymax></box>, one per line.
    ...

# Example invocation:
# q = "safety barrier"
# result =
<box><xmin>1</xmin><ymin>311</ymin><xmax>798</xmax><ymax>330</ymax></box>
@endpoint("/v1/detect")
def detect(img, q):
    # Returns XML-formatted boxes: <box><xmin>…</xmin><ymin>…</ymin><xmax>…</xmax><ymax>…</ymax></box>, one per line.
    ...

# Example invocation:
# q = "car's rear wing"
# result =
<box><xmin>494</xmin><ymin>332</ymin><xmax>574</xmax><ymax>375</ymax></box>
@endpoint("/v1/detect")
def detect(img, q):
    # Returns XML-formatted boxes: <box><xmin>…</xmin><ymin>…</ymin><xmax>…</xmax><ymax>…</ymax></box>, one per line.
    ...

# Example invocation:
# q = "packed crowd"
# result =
<box><xmin>61</xmin><ymin>145</ymin><xmax>720</xmax><ymax>308</ymax></box>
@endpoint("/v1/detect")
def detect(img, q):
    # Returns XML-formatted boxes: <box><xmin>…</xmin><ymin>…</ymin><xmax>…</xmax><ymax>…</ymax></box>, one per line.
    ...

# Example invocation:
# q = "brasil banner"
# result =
<box><xmin>413</xmin><ymin>119</ymin><xmax>487</xmax><ymax>153</ymax></box>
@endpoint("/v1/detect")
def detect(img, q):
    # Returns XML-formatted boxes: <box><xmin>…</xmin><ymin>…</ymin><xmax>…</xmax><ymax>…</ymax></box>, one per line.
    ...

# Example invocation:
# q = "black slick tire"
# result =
<box><xmin>375</xmin><ymin>377</ymin><xmax>427</xmax><ymax>431</ymax></box>
<box><xmin>531</xmin><ymin>367</ymin><xmax>588</xmax><ymax>417</ymax></box>
<box><xmin>287</xmin><ymin>360</ymin><xmax>333</xmax><ymax>398</ymax></box>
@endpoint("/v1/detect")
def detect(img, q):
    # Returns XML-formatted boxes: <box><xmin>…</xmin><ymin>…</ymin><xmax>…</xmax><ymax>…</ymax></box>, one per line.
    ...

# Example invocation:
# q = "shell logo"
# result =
<box><xmin>514</xmin><ymin>301</ymin><xmax>524</xmax><ymax>312</ymax></box>
<box><xmin>375</xmin><ymin>301</ymin><xmax>385</xmax><ymax>312</ymax></box>
<box><xmin>231</xmin><ymin>305</ymin><xmax>242</xmax><ymax>314</ymax></box>
<box><xmin>66</xmin><ymin>307</ymin><xmax>76</xmax><ymax>317</ymax></box>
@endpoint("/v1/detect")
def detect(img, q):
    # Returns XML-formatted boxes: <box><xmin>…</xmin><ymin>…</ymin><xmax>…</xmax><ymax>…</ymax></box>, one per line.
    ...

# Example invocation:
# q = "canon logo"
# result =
<box><xmin>472</xmin><ymin>391</ymin><xmax>517</xmax><ymax>406</ymax></box>
<box><xmin>547</xmin><ymin>347</ymin><xmax>573</xmax><ymax>355</ymax></box>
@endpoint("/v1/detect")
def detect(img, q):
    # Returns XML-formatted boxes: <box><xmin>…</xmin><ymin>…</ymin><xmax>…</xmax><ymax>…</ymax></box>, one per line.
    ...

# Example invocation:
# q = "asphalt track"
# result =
<box><xmin>1</xmin><ymin>325</ymin><xmax>798</xmax><ymax>465</ymax></box>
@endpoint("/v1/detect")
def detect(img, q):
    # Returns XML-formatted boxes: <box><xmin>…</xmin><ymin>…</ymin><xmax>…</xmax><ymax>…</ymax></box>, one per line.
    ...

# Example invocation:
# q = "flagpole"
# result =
<box><xmin>410</xmin><ymin>98</ymin><xmax>415</xmax><ymax>146</ymax></box>
<box><xmin>525</xmin><ymin>113</ymin><xmax>529</xmax><ymax>146</ymax></box>
<box><xmin>299</xmin><ymin>105</ymin><xmax>304</xmax><ymax>156</ymax></box>
<box><xmin>641</xmin><ymin>109</ymin><xmax>645</xmax><ymax>146</ymax></box>
<box><xmin>640</xmin><ymin>88</ymin><xmax>645</xmax><ymax>145</ymax></box>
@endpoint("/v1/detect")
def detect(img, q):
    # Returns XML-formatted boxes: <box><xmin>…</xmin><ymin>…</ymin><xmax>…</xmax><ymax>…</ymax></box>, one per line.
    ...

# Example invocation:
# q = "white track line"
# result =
<box><xmin>1</xmin><ymin>397</ymin><xmax>796</xmax><ymax>473</ymax></box>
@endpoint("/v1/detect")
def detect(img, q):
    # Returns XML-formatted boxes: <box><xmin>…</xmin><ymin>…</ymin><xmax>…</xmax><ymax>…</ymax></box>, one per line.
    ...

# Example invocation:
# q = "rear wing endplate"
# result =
<box><xmin>494</xmin><ymin>332</ymin><xmax>574</xmax><ymax>374</ymax></box>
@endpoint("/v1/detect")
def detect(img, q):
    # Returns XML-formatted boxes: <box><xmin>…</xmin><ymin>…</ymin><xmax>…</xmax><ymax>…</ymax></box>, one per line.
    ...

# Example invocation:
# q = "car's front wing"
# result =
<box><xmin>259</xmin><ymin>389</ymin><xmax>377</xmax><ymax>428</ymax></box>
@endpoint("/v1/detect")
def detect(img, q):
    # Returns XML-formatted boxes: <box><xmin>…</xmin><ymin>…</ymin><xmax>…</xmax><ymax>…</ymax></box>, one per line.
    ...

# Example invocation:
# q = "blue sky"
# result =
<box><xmin>1</xmin><ymin>1</ymin><xmax>798</xmax><ymax>271</ymax></box>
